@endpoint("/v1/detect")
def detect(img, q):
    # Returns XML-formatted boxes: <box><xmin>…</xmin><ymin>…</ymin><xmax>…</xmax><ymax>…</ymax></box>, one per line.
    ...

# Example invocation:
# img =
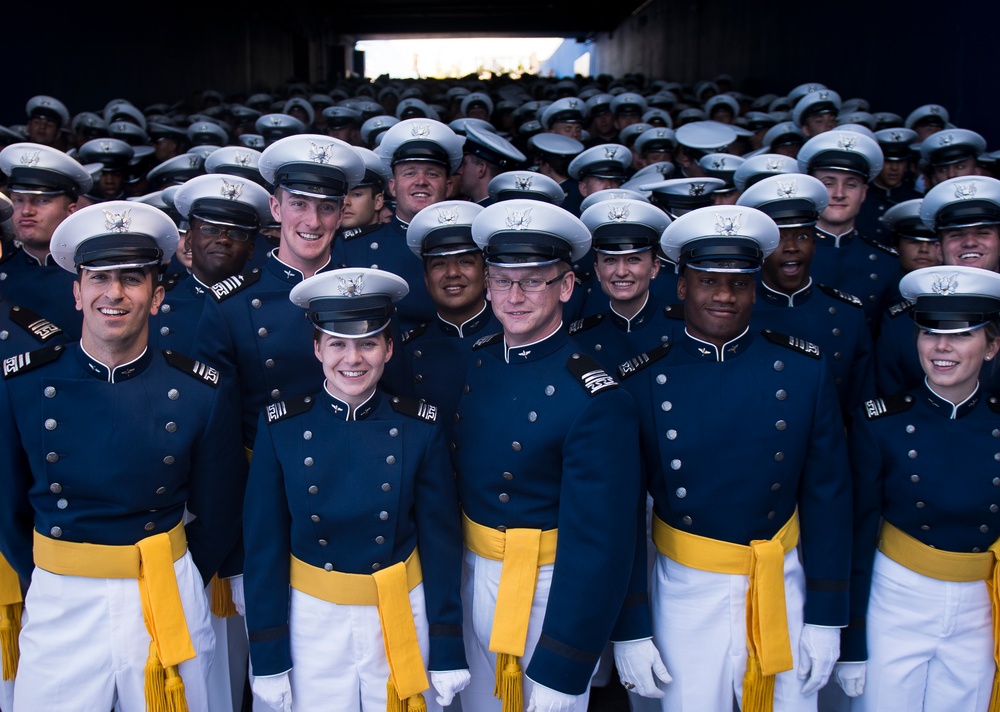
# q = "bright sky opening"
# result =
<box><xmin>356</xmin><ymin>38</ymin><xmax>568</xmax><ymax>79</ymax></box>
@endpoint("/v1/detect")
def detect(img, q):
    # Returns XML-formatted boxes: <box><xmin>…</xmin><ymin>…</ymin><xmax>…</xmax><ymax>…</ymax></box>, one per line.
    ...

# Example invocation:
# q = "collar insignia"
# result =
<box><xmin>517</xmin><ymin>349</ymin><xmax>531</xmax><ymax>358</ymax></box>
<box><xmin>698</xmin><ymin>347</ymin><xmax>712</xmax><ymax>356</ymax></box>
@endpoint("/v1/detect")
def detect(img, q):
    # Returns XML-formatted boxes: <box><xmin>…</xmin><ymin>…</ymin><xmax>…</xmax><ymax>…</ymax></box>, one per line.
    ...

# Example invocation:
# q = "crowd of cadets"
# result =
<box><xmin>0</xmin><ymin>69</ymin><xmax>998</xmax><ymax>712</ymax></box>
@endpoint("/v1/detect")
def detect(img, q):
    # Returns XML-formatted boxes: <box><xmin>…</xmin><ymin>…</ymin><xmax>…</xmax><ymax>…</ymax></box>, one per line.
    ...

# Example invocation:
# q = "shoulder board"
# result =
<box><xmin>817</xmin><ymin>284</ymin><xmax>864</xmax><ymax>308</ymax></box>
<box><xmin>8</xmin><ymin>305</ymin><xmax>63</xmax><ymax>343</ymax></box>
<box><xmin>265</xmin><ymin>394</ymin><xmax>315</xmax><ymax>424</ymax></box>
<box><xmin>663</xmin><ymin>303</ymin><xmax>685</xmax><ymax>321</ymax></box>
<box><xmin>573</xmin><ymin>269</ymin><xmax>594</xmax><ymax>285</ymax></box>
<box><xmin>2</xmin><ymin>343</ymin><xmax>65</xmax><ymax>379</ymax></box>
<box><xmin>566</xmin><ymin>352</ymin><xmax>619</xmax><ymax>396</ymax></box>
<box><xmin>401</xmin><ymin>322</ymin><xmax>428</xmax><ymax>345</ymax></box>
<box><xmin>340</xmin><ymin>223</ymin><xmax>379</xmax><ymax>241</ymax></box>
<box><xmin>617</xmin><ymin>341</ymin><xmax>672</xmax><ymax>380</ymax></box>
<box><xmin>987</xmin><ymin>394</ymin><xmax>1000</xmax><ymax>416</ymax></box>
<box><xmin>472</xmin><ymin>332</ymin><xmax>504</xmax><ymax>350</ymax></box>
<box><xmin>0</xmin><ymin>246</ymin><xmax>18</xmax><ymax>267</ymax></box>
<box><xmin>887</xmin><ymin>299</ymin><xmax>913</xmax><ymax>318</ymax></box>
<box><xmin>858</xmin><ymin>233</ymin><xmax>899</xmax><ymax>257</ymax></box>
<box><xmin>568</xmin><ymin>312</ymin><xmax>604</xmax><ymax>335</ymax></box>
<box><xmin>162</xmin><ymin>350</ymin><xmax>221</xmax><ymax>388</ymax></box>
<box><xmin>390</xmin><ymin>395</ymin><xmax>439</xmax><ymax>423</ymax></box>
<box><xmin>761</xmin><ymin>329</ymin><xmax>822</xmax><ymax>359</ymax></box>
<box><xmin>862</xmin><ymin>392</ymin><xmax>914</xmax><ymax>420</ymax></box>
<box><xmin>160</xmin><ymin>272</ymin><xmax>183</xmax><ymax>292</ymax></box>
<box><xmin>209</xmin><ymin>269</ymin><xmax>262</xmax><ymax>302</ymax></box>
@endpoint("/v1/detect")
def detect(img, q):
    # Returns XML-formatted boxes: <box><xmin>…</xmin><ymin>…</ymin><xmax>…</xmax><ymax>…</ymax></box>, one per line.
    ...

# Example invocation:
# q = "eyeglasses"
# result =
<box><xmin>487</xmin><ymin>273</ymin><xmax>568</xmax><ymax>293</ymax></box>
<box><xmin>196</xmin><ymin>224</ymin><xmax>251</xmax><ymax>242</ymax></box>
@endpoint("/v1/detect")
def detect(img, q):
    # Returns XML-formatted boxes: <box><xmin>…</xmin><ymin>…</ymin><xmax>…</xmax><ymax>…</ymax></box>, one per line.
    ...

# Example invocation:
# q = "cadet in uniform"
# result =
<box><xmin>0</xmin><ymin>201</ymin><xmax>245</xmax><ymax>711</ymax></box>
<box><xmin>881</xmin><ymin>199</ymin><xmax>941</xmax><ymax>276</ymax></box>
<box><xmin>453</xmin><ymin>125</ymin><xmax>526</xmax><ymax>206</ymax></box>
<box><xmin>842</xmin><ymin>266</ymin><xmax>1000</xmax><ymax>711</ymax></box>
<box><xmin>855</xmin><ymin>128</ymin><xmax>921</xmax><ymax>245</ymax></box>
<box><xmin>337</xmin><ymin>147</ymin><xmax>392</xmax><ymax>244</ymax></box>
<box><xmin>620</xmin><ymin>205</ymin><xmax>852</xmax><ymax>711</ymax></box>
<box><xmin>243</xmin><ymin>268</ymin><xmax>468</xmax><ymax>712</ymax></box>
<box><xmin>454</xmin><ymin>200</ymin><xmax>649</xmax><ymax>712</ymax></box>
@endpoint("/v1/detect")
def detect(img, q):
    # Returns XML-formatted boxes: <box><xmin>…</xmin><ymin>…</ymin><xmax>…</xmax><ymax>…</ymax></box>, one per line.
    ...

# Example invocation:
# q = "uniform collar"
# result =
<box><xmin>391</xmin><ymin>215</ymin><xmax>409</xmax><ymax>233</ymax></box>
<box><xmin>76</xmin><ymin>342</ymin><xmax>151</xmax><ymax>383</ymax></box>
<box><xmin>681</xmin><ymin>327</ymin><xmax>752</xmax><ymax>362</ymax></box>
<box><xmin>267</xmin><ymin>249</ymin><xmax>331</xmax><ymax>285</ymax></box>
<box><xmin>504</xmin><ymin>324</ymin><xmax>566</xmax><ymax>363</ymax></box>
<box><xmin>758</xmin><ymin>278</ymin><xmax>813</xmax><ymax>308</ymax></box>
<box><xmin>437</xmin><ymin>301</ymin><xmax>491</xmax><ymax>338</ymax></box>
<box><xmin>188</xmin><ymin>273</ymin><xmax>212</xmax><ymax>296</ymax></box>
<box><xmin>815</xmin><ymin>226</ymin><xmax>857</xmax><ymax>249</ymax></box>
<box><xmin>322</xmin><ymin>382</ymin><xmax>381</xmax><ymax>421</ymax></box>
<box><xmin>921</xmin><ymin>379</ymin><xmax>981</xmax><ymax>420</ymax></box>
<box><xmin>15</xmin><ymin>245</ymin><xmax>56</xmax><ymax>266</ymax></box>
<box><xmin>609</xmin><ymin>293</ymin><xmax>658</xmax><ymax>333</ymax></box>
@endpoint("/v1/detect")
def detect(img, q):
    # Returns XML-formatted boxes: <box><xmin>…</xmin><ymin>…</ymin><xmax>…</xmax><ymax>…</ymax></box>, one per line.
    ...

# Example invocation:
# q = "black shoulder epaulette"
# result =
<box><xmin>401</xmin><ymin>323</ymin><xmax>428</xmax><ymax>345</ymax></box>
<box><xmin>573</xmin><ymin>269</ymin><xmax>594</xmax><ymax>285</ymax></box>
<box><xmin>663</xmin><ymin>303</ymin><xmax>685</xmax><ymax>320</ymax></box>
<box><xmin>340</xmin><ymin>223</ymin><xmax>379</xmax><ymax>241</ymax></box>
<box><xmin>617</xmin><ymin>341</ymin><xmax>672</xmax><ymax>380</ymax></box>
<box><xmin>162</xmin><ymin>350</ymin><xmax>221</xmax><ymax>388</ymax></box>
<box><xmin>858</xmin><ymin>233</ymin><xmax>899</xmax><ymax>257</ymax></box>
<box><xmin>862</xmin><ymin>392</ymin><xmax>914</xmax><ymax>420</ymax></box>
<box><xmin>209</xmin><ymin>269</ymin><xmax>262</xmax><ymax>302</ymax></box>
<box><xmin>987</xmin><ymin>394</ymin><xmax>1000</xmax><ymax>415</ymax></box>
<box><xmin>265</xmin><ymin>394</ymin><xmax>314</xmax><ymax>424</ymax></box>
<box><xmin>160</xmin><ymin>272</ymin><xmax>183</xmax><ymax>292</ymax></box>
<box><xmin>817</xmin><ymin>284</ymin><xmax>864</xmax><ymax>308</ymax></box>
<box><xmin>8</xmin><ymin>305</ymin><xmax>63</xmax><ymax>343</ymax></box>
<box><xmin>887</xmin><ymin>299</ymin><xmax>913</xmax><ymax>318</ymax></box>
<box><xmin>390</xmin><ymin>395</ymin><xmax>439</xmax><ymax>423</ymax></box>
<box><xmin>761</xmin><ymin>329</ymin><xmax>822</xmax><ymax>359</ymax></box>
<box><xmin>568</xmin><ymin>312</ymin><xmax>604</xmax><ymax>335</ymax></box>
<box><xmin>472</xmin><ymin>332</ymin><xmax>503</xmax><ymax>350</ymax></box>
<box><xmin>566</xmin><ymin>352</ymin><xmax>619</xmax><ymax>396</ymax></box>
<box><xmin>2</xmin><ymin>343</ymin><xmax>65</xmax><ymax>379</ymax></box>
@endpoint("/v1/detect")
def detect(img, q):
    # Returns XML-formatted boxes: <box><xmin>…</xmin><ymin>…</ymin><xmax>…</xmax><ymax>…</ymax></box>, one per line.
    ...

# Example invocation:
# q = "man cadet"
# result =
<box><xmin>738</xmin><ymin>174</ymin><xmax>875</xmax><ymax>417</ymax></box>
<box><xmin>797</xmin><ymin>130</ymin><xmax>901</xmax><ymax>325</ymax></box>
<box><xmin>380</xmin><ymin>199</ymin><xmax>496</xmax><ymax>423</ymax></box>
<box><xmin>618</xmin><ymin>205</ymin><xmax>851</xmax><ymax>712</ymax></box>
<box><xmin>0</xmin><ymin>201</ymin><xmax>245</xmax><ymax>711</ymax></box>
<box><xmin>192</xmin><ymin>134</ymin><xmax>365</xmax><ymax>449</ymax></box>
<box><xmin>855</xmin><ymin>128</ymin><xmax>921</xmax><ymax>245</ymax></box>
<box><xmin>919</xmin><ymin>127</ymin><xmax>987</xmax><ymax>186</ymax></box>
<box><xmin>792</xmin><ymin>90</ymin><xmax>841</xmax><ymax>138</ymax></box>
<box><xmin>0</xmin><ymin>143</ymin><xmax>93</xmax><ymax>340</ymax></box>
<box><xmin>337</xmin><ymin>146</ymin><xmax>392</xmax><ymax>241</ymax></box>
<box><xmin>880</xmin><ymin>199</ymin><xmax>941</xmax><ymax>276</ymax></box>
<box><xmin>527</xmin><ymin>133</ymin><xmax>586</xmax><ymax>216</ymax></box>
<box><xmin>453</xmin><ymin>199</ymin><xmax>650</xmax><ymax>712</ymax></box>
<box><xmin>454</xmin><ymin>124</ymin><xmax>525</xmax><ymax>206</ymax></box>
<box><xmin>333</xmin><ymin>118</ymin><xmax>463</xmax><ymax>333</ymax></box>
<box><xmin>25</xmin><ymin>95</ymin><xmax>70</xmax><ymax>149</ymax></box>
<box><xmin>874</xmin><ymin>175</ymin><xmax>1000</xmax><ymax>395</ymax></box>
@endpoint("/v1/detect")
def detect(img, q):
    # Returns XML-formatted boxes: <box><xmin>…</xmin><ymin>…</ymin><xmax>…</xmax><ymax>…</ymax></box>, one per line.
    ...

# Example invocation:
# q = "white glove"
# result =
<box><xmin>833</xmin><ymin>661</ymin><xmax>866</xmax><ymax>697</ymax></box>
<box><xmin>430</xmin><ymin>669</ymin><xmax>471</xmax><ymax>706</ymax></box>
<box><xmin>228</xmin><ymin>574</ymin><xmax>246</xmax><ymax>617</ymax></box>
<box><xmin>613</xmin><ymin>638</ymin><xmax>670</xmax><ymax>697</ymax></box>
<box><xmin>796</xmin><ymin>625</ymin><xmax>840</xmax><ymax>696</ymax></box>
<box><xmin>525</xmin><ymin>680</ymin><xmax>579</xmax><ymax>712</ymax></box>
<box><xmin>252</xmin><ymin>671</ymin><xmax>293</xmax><ymax>712</ymax></box>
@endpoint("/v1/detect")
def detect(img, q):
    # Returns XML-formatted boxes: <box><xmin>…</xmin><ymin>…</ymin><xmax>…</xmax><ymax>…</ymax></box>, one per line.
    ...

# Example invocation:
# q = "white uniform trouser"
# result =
<box><xmin>853</xmin><ymin>552</ymin><xmax>994</xmax><ymax>712</ymax></box>
<box><xmin>286</xmin><ymin>582</ymin><xmax>444</xmax><ymax>712</ymax></box>
<box><xmin>651</xmin><ymin>547</ymin><xmax>813</xmax><ymax>712</ymax></box>
<box><xmin>460</xmin><ymin>549</ymin><xmax>593</xmax><ymax>712</ymax></box>
<box><xmin>13</xmin><ymin>551</ymin><xmax>215</xmax><ymax>712</ymax></box>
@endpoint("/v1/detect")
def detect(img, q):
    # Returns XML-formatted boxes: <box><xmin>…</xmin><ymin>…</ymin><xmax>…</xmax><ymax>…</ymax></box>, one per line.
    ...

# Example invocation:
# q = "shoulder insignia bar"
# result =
<box><xmin>340</xmin><ymin>223</ymin><xmax>380</xmax><ymax>241</ymax></box>
<box><xmin>8</xmin><ymin>305</ymin><xmax>63</xmax><ymax>343</ymax></box>
<box><xmin>617</xmin><ymin>341</ymin><xmax>672</xmax><ymax>380</ymax></box>
<box><xmin>209</xmin><ymin>269</ymin><xmax>262</xmax><ymax>302</ymax></box>
<box><xmin>390</xmin><ymin>395</ymin><xmax>439</xmax><ymax>423</ymax></box>
<box><xmin>568</xmin><ymin>312</ymin><xmax>604</xmax><ymax>335</ymax></box>
<box><xmin>265</xmin><ymin>394</ymin><xmax>314</xmax><ymax>424</ymax></box>
<box><xmin>401</xmin><ymin>322</ymin><xmax>428</xmax><ymax>345</ymax></box>
<box><xmin>761</xmin><ymin>329</ymin><xmax>822</xmax><ymax>359</ymax></box>
<box><xmin>160</xmin><ymin>272</ymin><xmax>183</xmax><ymax>292</ymax></box>
<box><xmin>567</xmin><ymin>352</ymin><xmax>619</xmax><ymax>395</ymax></box>
<box><xmin>2</xmin><ymin>343</ymin><xmax>65</xmax><ymax>379</ymax></box>
<box><xmin>472</xmin><ymin>332</ymin><xmax>504</xmax><ymax>350</ymax></box>
<box><xmin>859</xmin><ymin>233</ymin><xmax>899</xmax><ymax>257</ymax></box>
<box><xmin>663</xmin><ymin>303</ymin><xmax>685</xmax><ymax>321</ymax></box>
<box><xmin>863</xmin><ymin>392</ymin><xmax>914</xmax><ymax>420</ymax></box>
<box><xmin>887</xmin><ymin>299</ymin><xmax>913</xmax><ymax>318</ymax></box>
<box><xmin>162</xmin><ymin>350</ymin><xmax>221</xmax><ymax>387</ymax></box>
<box><xmin>818</xmin><ymin>284</ymin><xmax>864</xmax><ymax>308</ymax></box>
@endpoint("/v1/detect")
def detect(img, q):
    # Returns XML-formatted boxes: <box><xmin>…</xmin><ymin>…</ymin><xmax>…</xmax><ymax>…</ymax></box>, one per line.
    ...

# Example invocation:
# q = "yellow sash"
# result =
<box><xmin>652</xmin><ymin>512</ymin><xmax>799</xmax><ymax>712</ymax></box>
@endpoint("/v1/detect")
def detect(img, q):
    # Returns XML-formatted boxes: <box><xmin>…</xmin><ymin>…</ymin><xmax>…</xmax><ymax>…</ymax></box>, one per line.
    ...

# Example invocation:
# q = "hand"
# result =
<box><xmin>796</xmin><ymin>625</ymin><xmax>840</xmax><ymax>696</ymax></box>
<box><xmin>430</xmin><ymin>669</ymin><xmax>471</xmax><ymax>706</ymax></box>
<box><xmin>228</xmin><ymin>574</ymin><xmax>246</xmax><ymax>617</ymax></box>
<box><xmin>252</xmin><ymin>671</ymin><xmax>292</xmax><ymax>712</ymax></box>
<box><xmin>613</xmin><ymin>638</ymin><xmax>670</xmax><ymax>698</ymax></box>
<box><xmin>833</xmin><ymin>661</ymin><xmax>866</xmax><ymax>697</ymax></box>
<box><xmin>525</xmin><ymin>680</ymin><xmax>578</xmax><ymax>712</ymax></box>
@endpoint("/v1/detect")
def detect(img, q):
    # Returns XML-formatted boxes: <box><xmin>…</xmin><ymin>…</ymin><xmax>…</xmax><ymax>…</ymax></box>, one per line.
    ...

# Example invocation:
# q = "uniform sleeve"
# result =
<box><xmin>846</xmin><ymin>320</ymin><xmax>877</xmax><ymax>417</ymax></box>
<box><xmin>243</xmin><ymin>412</ymin><xmax>294</xmax><ymax>676</ymax></box>
<box><xmin>413</xmin><ymin>421</ymin><xmax>467</xmax><ymax>672</ymax></box>
<box><xmin>874</xmin><ymin>313</ymin><xmax>913</xmax><ymax>397</ymax></box>
<box><xmin>609</xmin><ymin>450</ymin><xmax>653</xmax><ymax>643</ymax></box>
<box><xmin>525</xmin><ymin>386</ymin><xmax>642</xmax><ymax>695</ymax></box>
<box><xmin>0</xmin><ymin>379</ymin><xmax>36</xmax><ymax>581</ymax></box>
